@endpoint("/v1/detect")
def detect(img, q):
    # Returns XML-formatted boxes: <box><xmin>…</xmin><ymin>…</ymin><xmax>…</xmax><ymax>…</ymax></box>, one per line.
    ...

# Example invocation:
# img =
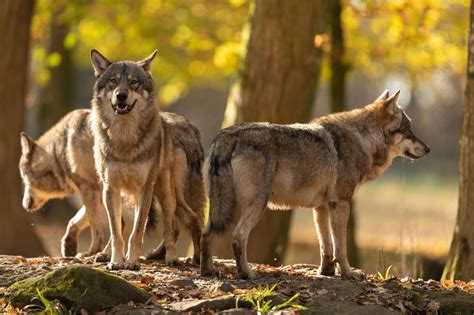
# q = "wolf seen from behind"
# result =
<box><xmin>90</xmin><ymin>50</ymin><xmax>195</xmax><ymax>270</ymax></box>
<box><xmin>201</xmin><ymin>90</ymin><xmax>430</xmax><ymax>279</ymax></box>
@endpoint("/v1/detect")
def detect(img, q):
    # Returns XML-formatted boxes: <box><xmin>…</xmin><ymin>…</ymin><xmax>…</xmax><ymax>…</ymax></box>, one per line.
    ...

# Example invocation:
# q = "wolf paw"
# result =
<box><xmin>192</xmin><ymin>254</ymin><xmax>200</xmax><ymax>266</ymax></box>
<box><xmin>200</xmin><ymin>266</ymin><xmax>215</xmax><ymax>277</ymax></box>
<box><xmin>341</xmin><ymin>268</ymin><xmax>366</xmax><ymax>281</ymax></box>
<box><xmin>75</xmin><ymin>251</ymin><xmax>94</xmax><ymax>259</ymax></box>
<box><xmin>61</xmin><ymin>238</ymin><xmax>77</xmax><ymax>257</ymax></box>
<box><xmin>165</xmin><ymin>255</ymin><xmax>181</xmax><ymax>266</ymax></box>
<box><xmin>317</xmin><ymin>263</ymin><xmax>336</xmax><ymax>276</ymax></box>
<box><xmin>94</xmin><ymin>252</ymin><xmax>111</xmax><ymax>263</ymax></box>
<box><xmin>145</xmin><ymin>247</ymin><xmax>166</xmax><ymax>261</ymax></box>
<box><xmin>238</xmin><ymin>269</ymin><xmax>256</xmax><ymax>280</ymax></box>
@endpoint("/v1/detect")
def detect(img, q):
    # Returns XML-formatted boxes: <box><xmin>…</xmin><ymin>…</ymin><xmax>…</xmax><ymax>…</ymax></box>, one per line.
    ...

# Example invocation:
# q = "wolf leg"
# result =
<box><xmin>61</xmin><ymin>206</ymin><xmax>89</xmax><ymax>257</ymax></box>
<box><xmin>200</xmin><ymin>224</ymin><xmax>216</xmax><ymax>276</ymax></box>
<box><xmin>103</xmin><ymin>187</ymin><xmax>126</xmax><ymax>270</ymax></box>
<box><xmin>176</xmin><ymin>201</ymin><xmax>202</xmax><ymax>265</ymax></box>
<box><xmin>314</xmin><ymin>205</ymin><xmax>336</xmax><ymax>276</ymax></box>
<box><xmin>157</xmin><ymin>170</ymin><xmax>179</xmax><ymax>266</ymax></box>
<box><xmin>145</xmin><ymin>218</ymin><xmax>179</xmax><ymax>261</ymax></box>
<box><xmin>77</xmin><ymin>188</ymin><xmax>106</xmax><ymax>258</ymax></box>
<box><xmin>329</xmin><ymin>201</ymin><xmax>364</xmax><ymax>280</ymax></box>
<box><xmin>232</xmin><ymin>203</ymin><xmax>266</xmax><ymax>279</ymax></box>
<box><xmin>125</xmin><ymin>185</ymin><xmax>154</xmax><ymax>270</ymax></box>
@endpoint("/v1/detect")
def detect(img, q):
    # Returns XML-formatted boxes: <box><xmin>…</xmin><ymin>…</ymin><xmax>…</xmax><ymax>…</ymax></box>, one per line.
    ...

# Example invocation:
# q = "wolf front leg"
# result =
<box><xmin>156</xmin><ymin>170</ymin><xmax>179</xmax><ymax>266</ymax></box>
<box><xmin>61</xmin><ymin>206</ymin><xmax>89</xmax><ymax>257</ymax></box>
<box><xmin>314</xmin><ymin>205</ymin><xmax>336</xmax><ymax>276</ymax></box>
<box><xmin>103</xmin><ymin>187</ymin><xmax>126</xmax><ymax>270</ymax></box>
<box><xmin>125</xmin><ymin>184</ymin><xmax>154</xmax><ymax>270</ymax></box>
<box><xmin>329</xmin><ymin>200</ymin><xmax>365</xmax><ymax>280</ymax></box>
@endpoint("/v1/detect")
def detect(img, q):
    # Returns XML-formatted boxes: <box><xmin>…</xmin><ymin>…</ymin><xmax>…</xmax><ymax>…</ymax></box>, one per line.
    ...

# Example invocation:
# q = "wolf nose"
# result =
<box><xmin>116</xmin><ymin>91</ymin><xmax>128</xmax><ymax>102</ymax></box>
<box><xmin>425</xmin><ymin>146</ymin><xmax>431</xmax><ymax>154</ymax></box>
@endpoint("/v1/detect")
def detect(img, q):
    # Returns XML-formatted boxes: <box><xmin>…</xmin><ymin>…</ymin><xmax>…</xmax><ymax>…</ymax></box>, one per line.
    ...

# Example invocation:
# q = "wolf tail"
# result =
<box><xmin>206</xmin><ymin>136</ymin><xmax>237</xmax><ymax>235</ymax></box>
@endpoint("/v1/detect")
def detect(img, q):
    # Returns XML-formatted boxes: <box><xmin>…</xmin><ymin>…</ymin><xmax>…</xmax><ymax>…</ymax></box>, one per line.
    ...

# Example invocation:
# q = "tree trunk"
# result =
<box><xmin>442</xmin><ymin>0</ymin><xmax>474</xmax><ymax>281</ymax></box>
<box><xmin>0</xmin><ymin>0</ymin><xmax>46</xmax><ymax>256</ymax></box>
<box><xmin>214</xmin><ymin>0</ymin><xmax>325</xmax><ymax>265</ymax></box>
<box><xmin>328</xmin><ymin>0</ymin><xmax>360</xmax><ymax>268</ymax></box>
<box><xmin>39</xmin><ymin>7</ymin><xmax>74</xmax><ymax>133</ymax></box>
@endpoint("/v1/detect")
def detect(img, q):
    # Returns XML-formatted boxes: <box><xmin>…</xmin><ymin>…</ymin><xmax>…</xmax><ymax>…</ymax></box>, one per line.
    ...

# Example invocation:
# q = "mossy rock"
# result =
<box><xmin>5</xmin><ymin>265</ymin><xmax>150</xmax><ymax>312</ymax></box>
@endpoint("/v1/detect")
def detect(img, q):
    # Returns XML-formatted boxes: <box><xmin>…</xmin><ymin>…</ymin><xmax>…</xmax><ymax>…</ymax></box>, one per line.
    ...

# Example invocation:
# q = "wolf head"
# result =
<box><xmin>90</xmin><ymin>49</ymin><xmax>158</xmax><ymax>116</ymax></box>
<box><xmin>18</xmin><ymin>133</ymin><xmax>66</xmax><ymax>211</ymax></box>
<box><xmin>374</xmin><ymin>90</ymin><xmax>430</xmax><ymax>160</ymax></box>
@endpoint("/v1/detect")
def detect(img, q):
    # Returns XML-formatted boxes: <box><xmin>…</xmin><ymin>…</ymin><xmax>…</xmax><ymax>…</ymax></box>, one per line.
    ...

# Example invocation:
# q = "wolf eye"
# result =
<box><xmin>109</xmin><ymin>78</ymin><xmax>117</xmax><ymax>84</ymax></box>
<box><xmin>130</xmin><ymin>79</ymin><xmax>138</xmax><ymax>85</ymax></box>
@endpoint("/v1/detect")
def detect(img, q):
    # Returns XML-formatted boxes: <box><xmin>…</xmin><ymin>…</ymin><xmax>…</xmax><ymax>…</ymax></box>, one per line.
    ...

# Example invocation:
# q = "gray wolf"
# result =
<box><xmin>19</xmin><ymin>109</ymin><xmax>204</xmax><ymax>264</ymax></box>
<box><xmin>200</xmin><ymin>90</ymin><xmax>430</xmax><ymax>279</ymax></box>
<box><xmin>90</xmin><ymin>49</ymin><xmax>201</xmax><ymax>270</ymax></box>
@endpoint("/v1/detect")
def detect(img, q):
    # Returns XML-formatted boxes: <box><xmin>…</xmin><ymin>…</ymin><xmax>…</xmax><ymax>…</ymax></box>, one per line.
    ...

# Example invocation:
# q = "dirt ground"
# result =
<box><xmin>1</xmin><ymin>255</ymin><xmax>474</xmax><ymax>314</ymax></box>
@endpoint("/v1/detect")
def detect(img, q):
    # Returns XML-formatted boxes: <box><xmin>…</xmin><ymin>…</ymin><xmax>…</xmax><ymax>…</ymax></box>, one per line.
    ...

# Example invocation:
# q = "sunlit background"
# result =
<box><xmin>24</xmin><ymin>0</ymin><xmax>468</xmax><ymax>279</ymax></box>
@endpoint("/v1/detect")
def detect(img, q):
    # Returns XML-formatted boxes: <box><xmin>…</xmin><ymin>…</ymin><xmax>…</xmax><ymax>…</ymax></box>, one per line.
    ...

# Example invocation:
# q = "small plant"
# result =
<box><xmin>376</xmin><ymin>265</ymin><xmax>394</xmax><ymax>281</ymax></box>
<box><xmin>243</xmin><ymin>284</ymin><xmax>306</xmax><ymax>313</ymax></box>
<box><xmin>23</xmin><ymin>288</ymin><xmax>69</xmax><ymax>314</ymax></box>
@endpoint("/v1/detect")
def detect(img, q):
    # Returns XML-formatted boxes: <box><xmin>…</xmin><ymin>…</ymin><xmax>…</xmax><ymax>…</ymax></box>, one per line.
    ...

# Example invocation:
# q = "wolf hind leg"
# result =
<box><xmin>313</xmin><ymin>205</ymin><xmax>335</xmax><ymax>276</ymax></box>
<box><xmin>329</xmin><ymin>200</ymin><xmax>365</xmax><ymax>280</ymax></box>
<box><xmin>232</xmin><ymin>200</ymin><xmax>267</xmax><ymax>279</ymax></box>
<box><xmin>61</xmin><ymin>206</ymin><xmax>89</xmax><ymax>257</ymax></box>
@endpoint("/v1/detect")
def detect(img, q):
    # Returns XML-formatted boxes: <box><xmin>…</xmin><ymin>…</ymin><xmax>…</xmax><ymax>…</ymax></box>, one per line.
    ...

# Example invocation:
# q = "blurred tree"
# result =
<box><xmin>442</xmin><ymin>0</ymin><xmax>474</xmax><ymax>282</ymax></box>
<box><xmin>0</xmin><ymin>0</ymin><xmax>46</xmax><ymax>256</ymax></box>
<box><xmin>38</xmin><ymin>4</ymin><xmax>74</xmax><ymax>133</ymax></box>
<box><xmin>213</xmin><ymin>0</ymin><xmax>326</xmax><ymax>265</ymax></box>
<box><xmin>31</xmin><ymin>0</ymin><xmax>248</xmax><ymax>105</ymax></box>
<box><xmin>328</xmin><ymin>0</ymin><xmax>360</xmax><ymax>268</ymax></box>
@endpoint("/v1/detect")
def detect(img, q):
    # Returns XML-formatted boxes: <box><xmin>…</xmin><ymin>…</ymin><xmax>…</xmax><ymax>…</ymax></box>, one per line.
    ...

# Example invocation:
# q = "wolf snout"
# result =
<box><xmin>116</xmin><ymin>90</ymin><xmax>128</xmax><ymax>102</ymax></box>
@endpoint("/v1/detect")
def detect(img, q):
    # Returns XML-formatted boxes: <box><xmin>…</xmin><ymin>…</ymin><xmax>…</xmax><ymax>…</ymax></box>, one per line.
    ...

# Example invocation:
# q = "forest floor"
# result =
<box><xmin>1</xmin><ymin>255</ymin><xmax>474</xmax><ymax>314</ymax></box>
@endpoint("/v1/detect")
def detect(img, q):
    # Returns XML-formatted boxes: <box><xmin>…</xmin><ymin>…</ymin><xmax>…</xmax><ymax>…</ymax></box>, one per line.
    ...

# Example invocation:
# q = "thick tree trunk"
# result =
<box><xmin>214</xmin><ymin>0</ymin><xmax>325</xmax><ymax>265</ymax></box>
<box><xmin>0</xmin><ymin>0</ymin><xmax>46</xmax><ymax>256</ymax></box>
<box><xmin>442</xmin><ymin>0</ymin><xmax>474</xmax><ymax>281</ymax></box>
<box><xmin>328</xmin><ymin>0</ymin><xmax>360</xmax><ymax>268</ymax></box>
<box><xmin>39</xmin><ymin>7</ymin><xmax>74</xmax><ymax>133</ymax></box>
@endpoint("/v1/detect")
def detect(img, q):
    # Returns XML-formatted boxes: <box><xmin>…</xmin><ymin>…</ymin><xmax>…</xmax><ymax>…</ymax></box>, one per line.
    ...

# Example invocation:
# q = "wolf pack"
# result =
<box><xmin>18</xmin><ymin>51</ymin><xmax>430</xmax><ymax>280</ymax></box>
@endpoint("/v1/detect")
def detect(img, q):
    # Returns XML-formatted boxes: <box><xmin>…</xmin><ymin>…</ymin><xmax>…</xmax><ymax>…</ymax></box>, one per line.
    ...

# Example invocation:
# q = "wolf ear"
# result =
<box><xmin>383</xmin><ymin>89</ymin><xmax>401</xmax><ymax>115</ymax></box>
<box><xmin>375</xmin><ymin>90</ymin><xmax>390</xmax><ymax>103</ymax></box>
<box><xmin>90</xmin><ymin>49</ymin><xmax>111</xmax><ymax>77</ymax></box>
<box><xmin>20</xmin><ymin>132</ymin><xmax>35</xmax><ymax>155</ymax></box>
<box><xmin>137</xmin><ymin>50</ymin><xmax>158</xmax><ymax>73</ymax></box>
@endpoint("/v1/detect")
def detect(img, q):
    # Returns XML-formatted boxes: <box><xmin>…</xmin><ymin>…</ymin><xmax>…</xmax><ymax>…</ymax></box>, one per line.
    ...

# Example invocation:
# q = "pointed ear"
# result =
<box><xmin>375</xmin><ymin>90</ymin><xmax>390</xmax><ymax>103</ymax></box>
<box><xmin>90</xmin><ymin>49</ymin><xmax>111</xmax><ymax>77</ymax></box>
<box><xmin>20</xmin><ymin>132</ymin><xmax>35</xmax><ymax>155</ymax></box>
<box><xmin>383</xmin><ymin>89</ymin><xmax>401</xmax><ymax>115</ymax></box>
<box><xmin>137</xmin><ymin>50</ymin><xmax>158</xmax><ymax>73</ymax></box>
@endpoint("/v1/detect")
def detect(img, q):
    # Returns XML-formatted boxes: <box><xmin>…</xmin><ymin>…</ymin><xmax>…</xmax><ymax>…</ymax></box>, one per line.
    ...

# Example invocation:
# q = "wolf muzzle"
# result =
<box><xmin>111</xmin><ymin>99</ymin><xmax>137</xmax><ymax>115</ymax></box>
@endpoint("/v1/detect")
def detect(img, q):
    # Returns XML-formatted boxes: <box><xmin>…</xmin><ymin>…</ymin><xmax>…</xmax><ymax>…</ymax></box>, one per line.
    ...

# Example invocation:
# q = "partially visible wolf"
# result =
<box><xmin>19</xmin><ymin>109</ymin><xmax>204</xmax><ymax>263</ymax></box>
<box><xmin>201</xmin><ymin>90</ymin><xmax>430</xmax><ymax>279</ymax></box>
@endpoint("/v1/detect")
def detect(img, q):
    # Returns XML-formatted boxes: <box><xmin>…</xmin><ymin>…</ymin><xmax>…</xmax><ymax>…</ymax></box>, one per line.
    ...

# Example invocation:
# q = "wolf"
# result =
<box><xmin>89</xmin><ymin>49</ymin><xmax>201</xmax><ymax>270</ymax></box>
<box><xmin>200</xmin><ymin>90</ymin><xmax>430</xmax><ymax>279</ymax></box>
<box><xmin>19</xmin><ymin>109</ymin><xmax>204</xmax><ymax>263</ymax></box>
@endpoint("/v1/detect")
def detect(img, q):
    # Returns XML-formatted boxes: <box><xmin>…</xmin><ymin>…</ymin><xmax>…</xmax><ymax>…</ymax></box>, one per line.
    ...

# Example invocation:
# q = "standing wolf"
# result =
<box><xmin>19</xmin><ymin>109</ymin><xmax>204</xmax><ymax>262</ymax></box>
<box><xmin>90</xmin><ymin>50</ymin><xmax>196</xmax><ymax>270</ymax></box>
<box><xmin>201</xmin><ymin>90</ymin><xmax>430</xmax><ymax>279</ymax></box>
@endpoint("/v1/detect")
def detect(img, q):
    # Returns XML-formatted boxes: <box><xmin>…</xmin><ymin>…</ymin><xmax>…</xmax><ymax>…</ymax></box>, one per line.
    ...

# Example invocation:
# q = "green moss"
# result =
<box><xmin>5</xmin><ymin>265</ymin><xmax>150</xmax><ymax>312</ymax></box>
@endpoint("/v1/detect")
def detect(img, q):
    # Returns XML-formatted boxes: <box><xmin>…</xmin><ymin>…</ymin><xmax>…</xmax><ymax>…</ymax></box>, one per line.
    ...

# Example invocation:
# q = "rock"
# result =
<box><xmin>218</xmin><ymin>282</ymin><xmax>235</xmax><ymax>293</ymax></box>
<box><xmin>5</xmin><ymin>265</ymin><xmax>150</xmax><ymax>312</ymax></box>
<box><xmin>168</xmin><ymin>279</ymin><xmax>196</xmax><ymax>288</ymax></box>
<box><xmin>169</xmin><ymin>296</ymin><xmax>252</xmax><ymax>312</ymax></box>
<box><xmin>428</xmin><ymin>291</ymin><xmax>474</xmax><ymax>314</ymax></box>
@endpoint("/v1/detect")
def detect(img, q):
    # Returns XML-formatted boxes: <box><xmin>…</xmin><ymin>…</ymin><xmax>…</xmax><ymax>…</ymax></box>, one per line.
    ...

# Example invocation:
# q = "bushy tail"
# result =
<box><xmin>206</xmin><ymin>138</ymin><xmax>236</xmax><ymax>235</ymax></box>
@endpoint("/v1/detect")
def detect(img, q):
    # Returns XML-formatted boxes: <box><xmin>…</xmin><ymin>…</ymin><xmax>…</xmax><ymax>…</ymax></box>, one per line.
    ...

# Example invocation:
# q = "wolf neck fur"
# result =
<box><xmin>318</xmin><ymin>107</ymin><xmax>396</xmax><ymax>183</ymax></box>
<box><xmin>92</xmin><ymin>98</ymin><xmax>161</xmax><ymax>161</ymax></box>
